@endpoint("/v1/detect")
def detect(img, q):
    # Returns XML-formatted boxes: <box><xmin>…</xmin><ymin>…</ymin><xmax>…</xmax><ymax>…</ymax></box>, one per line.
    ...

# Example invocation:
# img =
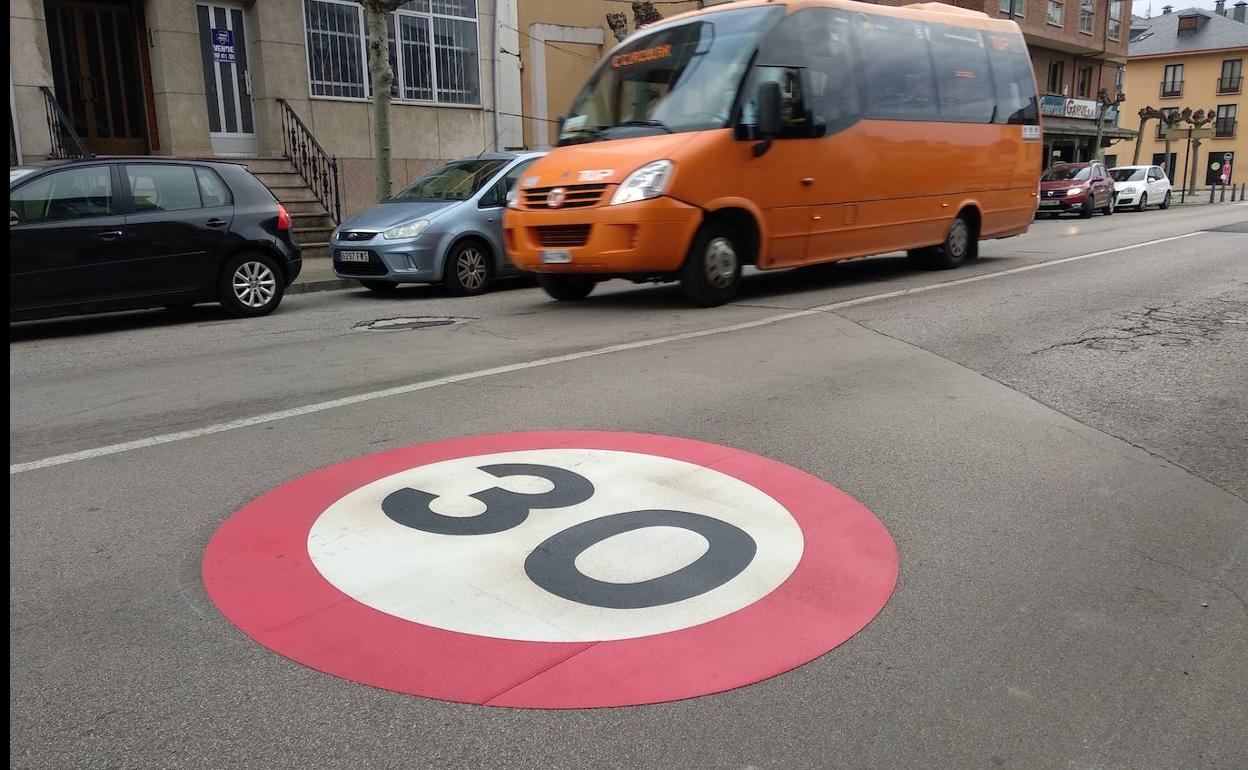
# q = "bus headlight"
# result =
<box><xmin>610</xmin><ymin>160</ymin><xmax>673</xmax><ymax>205</ymax></box>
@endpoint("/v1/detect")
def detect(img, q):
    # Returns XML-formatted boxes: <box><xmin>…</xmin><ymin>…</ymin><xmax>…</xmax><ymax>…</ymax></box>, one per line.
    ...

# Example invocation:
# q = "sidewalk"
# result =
<box><xmin>290</xmin><ymin>258</ymin><xmax>356</xmax><ymax>295</ymax></box>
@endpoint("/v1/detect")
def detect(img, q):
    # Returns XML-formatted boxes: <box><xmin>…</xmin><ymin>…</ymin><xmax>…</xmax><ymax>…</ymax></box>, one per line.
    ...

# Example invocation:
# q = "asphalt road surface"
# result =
<box><xmin>10</xmin><ymin>203</ymin><xmax>1248</xmax><ymax>769</ymax></box>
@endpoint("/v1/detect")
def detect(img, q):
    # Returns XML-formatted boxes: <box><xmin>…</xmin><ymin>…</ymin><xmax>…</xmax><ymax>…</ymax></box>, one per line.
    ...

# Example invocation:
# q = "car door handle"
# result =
<box><xmin>96</xmin><ymin>230</ymin><xmax>124</xmax><ymax>241</ymax></box>
<box><xmin>801</xmin><ymin>177</ymin><xmax>815</xmax><ymax>186</ymax></box>
<box><xmin>206</xmin><ymin>218</ymin><xmax>228</xmax><ymax>227</ymax></box>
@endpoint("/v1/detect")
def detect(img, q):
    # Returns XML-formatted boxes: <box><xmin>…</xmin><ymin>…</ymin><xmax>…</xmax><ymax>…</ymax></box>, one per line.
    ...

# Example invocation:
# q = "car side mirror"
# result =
<box><xmin>754</xmin><ymin>81</ymin><xmax>782</xmax><ymax>158</ymax></box>
<box><xmin>9</xmin><ymin>210</ymin><xmax>18</xmax><ymax>226</ymax></box>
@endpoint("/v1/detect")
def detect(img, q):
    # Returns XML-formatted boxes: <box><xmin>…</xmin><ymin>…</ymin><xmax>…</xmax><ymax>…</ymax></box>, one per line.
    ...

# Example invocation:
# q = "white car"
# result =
<box><xmin>1110</xmin><ymin>165</ymin><xmax>1173</xmax><ymax>211</ymax></box>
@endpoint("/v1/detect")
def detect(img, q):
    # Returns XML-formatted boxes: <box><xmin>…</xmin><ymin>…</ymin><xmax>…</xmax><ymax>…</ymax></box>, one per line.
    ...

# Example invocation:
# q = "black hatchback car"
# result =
<box><xmin>9</xmin><ymin>158</ymin><xmax>301</xmax><ymax>322</ymax></box>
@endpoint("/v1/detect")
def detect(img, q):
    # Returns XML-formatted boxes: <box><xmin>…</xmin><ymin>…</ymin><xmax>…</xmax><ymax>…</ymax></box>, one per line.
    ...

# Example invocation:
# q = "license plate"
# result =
<box><xmin>1039</xmin><ymin>200</ymin><xmax>1060</xmax><ymax>207</ymax></box>
<box><xmin>338</xmin><ymin>250</ymin><xmax>370</xmax><ymax>262</ymax></box>
<box><xmin>540</xmin><ymin>249</ymin><xmax>572</xmax><ymax>264</ymax></box>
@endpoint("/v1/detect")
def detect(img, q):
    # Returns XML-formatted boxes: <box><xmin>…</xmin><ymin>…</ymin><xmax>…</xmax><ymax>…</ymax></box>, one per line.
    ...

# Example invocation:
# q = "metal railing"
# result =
<box><xmin>39</xmin><ymin>86</ymin><xmax>90</xmax><ymax>159</ymax></box>
<box><xmin>1215</xmin><ymin>118</ymin><xmax>1237</xmax><ymax>137</ymax></box>
<box><xmin>277</xmin><ymin>98</ymin><xmax>342</xmax><ymax>224</ymax></box>
<box><xmin>1217</xmin><ymin>75</ymin><xmax>1243</xmax><ymax>94</ymax></box>
<box><xmin>1159</xmin><ymin>80</ymin><xmax>1184</xmax><ymax>98</ymax></box>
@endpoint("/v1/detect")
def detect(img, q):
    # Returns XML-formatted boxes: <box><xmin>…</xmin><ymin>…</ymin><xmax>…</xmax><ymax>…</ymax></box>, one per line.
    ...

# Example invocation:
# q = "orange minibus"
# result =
<box><xmin>504</xmin><ymin>0</ymin><xmax>1042</xmax><ymax>306</ymax></box>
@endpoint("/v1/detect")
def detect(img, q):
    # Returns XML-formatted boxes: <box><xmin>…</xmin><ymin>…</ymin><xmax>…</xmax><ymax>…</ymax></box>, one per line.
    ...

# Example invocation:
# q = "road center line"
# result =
<box><xmin>9</xmin><ymin>230</ymin><xmax>1206</xmax><ymax>475</ymax></box>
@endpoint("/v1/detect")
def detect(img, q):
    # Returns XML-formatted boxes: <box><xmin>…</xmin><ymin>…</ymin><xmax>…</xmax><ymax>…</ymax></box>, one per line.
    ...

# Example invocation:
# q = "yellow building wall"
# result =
<box><xmin>1115</xmin><ymin>48</ymin><xmax>1247</xmax><ymax>190</ymax></box>
<box><xmin>517</xmin><ymin>0</ymin><xmax>703</xmax><ymax>148</ymax></box>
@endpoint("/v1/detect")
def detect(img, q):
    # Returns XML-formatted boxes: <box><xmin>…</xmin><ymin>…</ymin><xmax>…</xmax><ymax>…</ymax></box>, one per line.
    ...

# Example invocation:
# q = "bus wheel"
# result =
<box><xmin>538</xmin><ymin>274</ymin><xmax>597</xmax><ymax>301</ymax></box>
<box><xmin>924</xmin><ymin>214</ymin><xmax>976</xmax><ymax>270</ymax></box>
<box><xmin>680</xmin><ymin>222</ymin><xmax>742</xmax><ymax>307</ymax></box>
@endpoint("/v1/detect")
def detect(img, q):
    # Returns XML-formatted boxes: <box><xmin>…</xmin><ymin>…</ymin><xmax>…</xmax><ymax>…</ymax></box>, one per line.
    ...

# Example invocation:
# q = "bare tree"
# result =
<box><xmin>1183</xmin><ymin>108</ymin><xmax>1215</xmax><ymax>193</ymax></box>
<box><xmin>362</xmin><ymin>0</ymin><xmax>403</xmax><ymax>201</ymax></box>
<box><xmin>1160</xmin><ymin>109</ymin><xmax>1183</xmax><ymax>178</ymax></box>
<box><xmin>1133</xmin><ymin>106</ymin><xmax>1164</xmax><ymax>165</ymax></box>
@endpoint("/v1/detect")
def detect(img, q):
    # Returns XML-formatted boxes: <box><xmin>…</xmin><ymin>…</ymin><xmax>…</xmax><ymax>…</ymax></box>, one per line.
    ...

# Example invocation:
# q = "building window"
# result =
<box><xmin>1161</xmin><ymin>63</ymin><xmax>1183</xmax><ymax>97</ymax></box>
<box><xmin>1079</xmin><ymin>0</ymin><xmax>1094</xmax><ymax>33</ymax></box>
<box><xmin>1114</xmin><ymin>64</ymin><xmax>1124</xmax><ymax>95</ymax></box>
<box><xmin>1216</xmin><ymin>104</ymin><xmax>1238</xmax><ymax>137</ymax></box>
<box><xmin>1047</xmin><ymin>1</ymin><xmax>1064</xmax><ymax>26</ymax></box>
<box><xmin>1104</xmin><ymin>153</ymin><xmax>1117</xmax><ymax>168</ymax></box>
<box><xmin>305</xmin><ymin>0</ymin><xmax>368</xmax><ymax>98</ymax></box>
<box><xmin>1108</xmin><ymin>0</ymin><xmax>1122</xmax><ymax>40</ymax></box>
<box><xmin>1156</xmin><ymin>107</ymin><xmax>1178</xmax><ymax>139</ymax></box>
<box><xmin>1219</xmin><ymin>59</ymin><xmax>1243</xmax><ymax>94</ymax></box>
<box><xmin>1047</xmin><ymin>60</ymin><xmax>1065</xmax><ymax>94</ymax></box>
<box><xmin>999</xmin><ymin>0</ymin><xmax>1025</xmax><ymax>15</ymax></box>
<box><xmin>1076</xmin><ymin>65</ymin><xmax>1093</xmax><ymax>98</ymax></box>
<box><xmin>303</xmin><ymin>0</ymin><xmax>480</xmax><ymax>105</ymax></box>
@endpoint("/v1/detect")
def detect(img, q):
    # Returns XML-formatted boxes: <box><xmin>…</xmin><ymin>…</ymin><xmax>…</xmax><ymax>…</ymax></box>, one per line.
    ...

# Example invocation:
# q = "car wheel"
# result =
<box><xmin>680</xmin><ymin>221</ymin><xmax>743</xmax><ymax>307</ymax></box>
<box><xmin>443</xmin><ymin>240</ymin><xmax>493</xmax><ymax>296</ymax></box>
<box><xmin>537</xmin><ymin>275</ymin><xmax>597</xmax><ymax>301</ymax></box>
<box><xmin>921</xmin><ymin>212</ymin><xmax>977</xmax><ymax>270</ymax></box>
<box><xmin>1136</xmin><ymin>192</ymin><xmax>1148</xmax><ymax>212</ymax></box>
<box><xmin>360</xmin><ymin>280</ymin><xmax>399</xmax><ymax>293</ymax></box>
<box><xmin>1103</xmin><ymin>194</ymin><xmax>1114</xmax><ymax>215</ymax></box>
<box><xmin>1080</xmin><ymin>198</ymin><xmax>1094</xmax><ymax>218</ymax></box>
<box><xmin>219</xmin><ymin>251</ymin><xmax>284</xmax><ymax>318</ymax></box>
<box><xmin>1159</xmin><ymin>191</ymin><xmax>1172</xmax><ymax>210</ymax></box>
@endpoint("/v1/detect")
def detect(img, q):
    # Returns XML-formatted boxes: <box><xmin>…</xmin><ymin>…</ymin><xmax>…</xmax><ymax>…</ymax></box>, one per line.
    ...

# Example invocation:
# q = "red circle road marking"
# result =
<box><xmin>202</xmin><ymin>431</ymin><xmax>898</xmax><ymax>708</ymax></box>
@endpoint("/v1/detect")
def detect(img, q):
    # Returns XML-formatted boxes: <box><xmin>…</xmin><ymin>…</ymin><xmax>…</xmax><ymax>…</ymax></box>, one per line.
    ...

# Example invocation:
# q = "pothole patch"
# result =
<box><xmin>354</xmin><ymin>316</ymin><xmax>472</xmax><ymax>331</ymax></box>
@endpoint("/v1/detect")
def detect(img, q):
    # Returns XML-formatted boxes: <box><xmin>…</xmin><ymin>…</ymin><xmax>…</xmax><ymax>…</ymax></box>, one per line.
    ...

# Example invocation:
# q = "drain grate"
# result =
<box><xmin>354</xmin><ymin>316</ymin><xmax>472</xmax><ymax>331</ymax></box>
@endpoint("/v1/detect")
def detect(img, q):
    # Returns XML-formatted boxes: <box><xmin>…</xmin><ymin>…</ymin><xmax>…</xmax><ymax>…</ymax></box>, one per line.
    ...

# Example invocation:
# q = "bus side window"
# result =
<box><xmin>987</xmin><ymin>34</ymin><xmax>1038</xmax><ymax>125</ymax></box>
<box><xmin>742</xmin><ymin>9</ymin><xmax>861</xmax><ymax>137</ymax></box>
<box><xmin>927</xmin><ymin>24</ymin><xmax>995</xmax><ymax>124</ymax></box>
<box><xmin>852</xmin><ymin>15</ymin><xmax>939</xmax><ymax>122</ymax></box>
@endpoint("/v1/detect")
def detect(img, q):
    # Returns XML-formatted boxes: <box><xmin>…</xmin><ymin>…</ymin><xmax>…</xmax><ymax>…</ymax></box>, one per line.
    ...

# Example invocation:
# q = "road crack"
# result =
<box><xmin>1032</xmin><ymin>292</ymin><xmax>1248</xmax><ymax>354</ymax></box>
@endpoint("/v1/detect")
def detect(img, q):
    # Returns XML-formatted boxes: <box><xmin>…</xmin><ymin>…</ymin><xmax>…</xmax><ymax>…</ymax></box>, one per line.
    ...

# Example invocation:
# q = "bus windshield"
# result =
<box><xmin>558</xmin><ymin>6</ymin><xmax>783</xmax><ymax>144</ymax></box>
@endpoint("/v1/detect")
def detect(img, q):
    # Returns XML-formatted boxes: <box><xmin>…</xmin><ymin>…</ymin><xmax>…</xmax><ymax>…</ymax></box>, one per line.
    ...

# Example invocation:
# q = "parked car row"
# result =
<box><xmin>9</xmin><ymin>158</ymin><xmax>301</xmax><ymax>322</ymax></box>
<box><xmin>1037</xmin><ymin>160</ymin><xmax>1173</xmax><ymax>219</ymax></box>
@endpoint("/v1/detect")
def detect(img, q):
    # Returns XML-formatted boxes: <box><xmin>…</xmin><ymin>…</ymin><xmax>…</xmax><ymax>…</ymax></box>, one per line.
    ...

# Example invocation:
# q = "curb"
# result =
<box><xmin>288</xmin><ymin>278</ymin><xmax>358</xmax><ymax>295</ymax></box>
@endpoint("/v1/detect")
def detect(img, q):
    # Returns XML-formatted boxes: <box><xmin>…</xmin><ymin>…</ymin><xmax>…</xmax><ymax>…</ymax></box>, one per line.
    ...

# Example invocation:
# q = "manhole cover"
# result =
<box><xmin>355</xmin><ymin>316</ymin><xmax>471</xmax><ymax>331</ymax></box>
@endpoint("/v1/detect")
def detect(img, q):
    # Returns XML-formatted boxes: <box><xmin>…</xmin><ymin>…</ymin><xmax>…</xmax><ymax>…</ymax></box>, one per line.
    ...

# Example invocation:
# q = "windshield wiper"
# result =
<box><xmin>613</xmin><ymin>119</ymin><xmax>673</xmax><ymax>133</ymax></box>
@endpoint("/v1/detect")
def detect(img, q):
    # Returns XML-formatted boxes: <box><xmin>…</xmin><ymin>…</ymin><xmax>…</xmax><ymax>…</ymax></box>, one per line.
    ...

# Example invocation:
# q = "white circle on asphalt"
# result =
<box><xmin>307</xmin><ymin>448</ymin><xmax>805</xmax><ymax>642</ymax></box>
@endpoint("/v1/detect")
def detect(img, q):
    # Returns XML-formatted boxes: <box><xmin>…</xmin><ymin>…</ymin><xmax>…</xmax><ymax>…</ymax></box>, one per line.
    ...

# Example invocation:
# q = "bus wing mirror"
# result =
<box><xmin>758</xmin><ymin>82</ymin><xmax>782</xmax><ymax>138</ymax></box>
<box><xmin>753</xmin><ymin>81</ymin><xmax>782</xmax><ymax>158</ymax></box>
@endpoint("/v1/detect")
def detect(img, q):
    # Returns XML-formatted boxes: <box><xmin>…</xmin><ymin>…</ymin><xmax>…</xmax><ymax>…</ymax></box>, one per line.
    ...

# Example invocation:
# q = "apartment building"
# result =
<box><xmin>1113</xmin><ymin>3</ymin><xmax>1246</xmax><ymax>188</ymax></box>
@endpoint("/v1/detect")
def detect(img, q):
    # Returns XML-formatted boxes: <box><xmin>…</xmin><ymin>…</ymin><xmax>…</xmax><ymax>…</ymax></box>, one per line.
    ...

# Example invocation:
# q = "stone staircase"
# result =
<box><xmin>240</xmin><ymin>158</ymin><xmax>334</xmax><ymax>260</ymax></box>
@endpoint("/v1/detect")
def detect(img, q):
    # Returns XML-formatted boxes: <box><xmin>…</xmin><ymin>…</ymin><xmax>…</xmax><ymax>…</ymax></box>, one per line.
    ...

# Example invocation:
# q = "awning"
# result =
<box><xmin>1042</xmin><ymin>117</ymin><xmax>1137</xmax><ymax>140</ymax></box>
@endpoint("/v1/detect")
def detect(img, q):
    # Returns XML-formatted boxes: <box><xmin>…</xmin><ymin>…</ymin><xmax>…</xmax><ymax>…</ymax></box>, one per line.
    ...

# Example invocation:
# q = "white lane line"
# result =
<box><xmin>9</xmin><ymin>231</ymin><xmax>1206</xmax><ymax>475</ymax></box>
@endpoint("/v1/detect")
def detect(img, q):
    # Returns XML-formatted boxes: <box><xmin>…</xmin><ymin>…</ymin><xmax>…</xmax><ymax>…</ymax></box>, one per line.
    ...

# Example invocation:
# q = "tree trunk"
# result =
<box><xmin>366</xmin><ymin>7</ymin><xmax>394</xmax><ymax>201</ymax></box>
<box><xmin>1133</xmin><ymin>118</ymin><xmax>1149</xmax><ymax>165</ymax></box>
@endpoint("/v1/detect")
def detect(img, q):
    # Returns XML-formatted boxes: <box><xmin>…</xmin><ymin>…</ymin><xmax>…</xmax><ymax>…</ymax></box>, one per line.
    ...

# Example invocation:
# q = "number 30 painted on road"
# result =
<box><xmin>382</xmin><ymin>463</ymin><xmax>757</xmax><ymax>609</ymax></box>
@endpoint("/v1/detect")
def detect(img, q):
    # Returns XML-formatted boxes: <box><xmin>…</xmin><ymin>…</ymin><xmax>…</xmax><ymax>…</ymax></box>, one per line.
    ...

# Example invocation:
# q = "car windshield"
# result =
<box><xmin>1109</xmin><ymin>168</ymin><xmax>1147</xmax><ymax>182</ymax></box>
<box><xmin>1042</xmin><ymin>166</ymin><xmax>1091</xmax><ymax>182</ymax></box>
<box><xmin>390</xmin><ymin>159</ymin><xmax>508</xmax><ymax>202</ymax></box>
<box><xmin>558</xmin><ymin>6</ymin><xmax>783</xmax><ymax>144</ymax></box>
<box><xmin>9</xmin><ymin>168</ymin><xmax>37</xmax><ymax>185</ymax></box>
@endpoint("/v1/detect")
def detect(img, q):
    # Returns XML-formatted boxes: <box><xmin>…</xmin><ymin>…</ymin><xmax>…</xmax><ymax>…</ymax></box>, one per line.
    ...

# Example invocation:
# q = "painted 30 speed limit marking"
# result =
<box><xmin>203</xmin><ymin>431</ymin><xmax>898</xmax><ymax>708</ymax></box>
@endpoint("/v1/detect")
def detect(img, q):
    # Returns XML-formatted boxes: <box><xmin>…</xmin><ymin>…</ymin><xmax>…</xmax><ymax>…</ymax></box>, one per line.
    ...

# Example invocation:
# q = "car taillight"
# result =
<box><xmin>276</xmin><ymin>203</ymin><xmax>292</xmax><ymax>231</ymax></box>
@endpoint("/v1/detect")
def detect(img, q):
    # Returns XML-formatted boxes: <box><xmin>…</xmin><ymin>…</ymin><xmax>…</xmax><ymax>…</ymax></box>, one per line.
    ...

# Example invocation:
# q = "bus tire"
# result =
<box><xmin>923</xmin><ymin>213</ymin><xmax>976</xmax><ymax>270</ymax></box>
<box><xmin>680</xmin><ymin>221</ymin><xmax>743</xmax><ymax>307</ymax></box>
<box><xmin>538</xmin><ymin>274</ymin><xmax>596</xmax><ymax>301</ymax></box>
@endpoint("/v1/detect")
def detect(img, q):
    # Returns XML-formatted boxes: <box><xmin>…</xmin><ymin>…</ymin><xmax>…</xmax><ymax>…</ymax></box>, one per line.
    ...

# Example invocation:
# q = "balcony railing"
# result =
<box><xmin>1215</xmin><ymin>118</ymin><xmax>1237</xmax><ymax>138</ymax></box>
<box><xmin>1159</xmin><ymin>80</ymin><xmax>1184</xmax><ymax>97</ymax></box>
<box><xmin>1217</xmin><ymin>76</ymin><xmax>1243</xmax><ymax>94</ymax></box>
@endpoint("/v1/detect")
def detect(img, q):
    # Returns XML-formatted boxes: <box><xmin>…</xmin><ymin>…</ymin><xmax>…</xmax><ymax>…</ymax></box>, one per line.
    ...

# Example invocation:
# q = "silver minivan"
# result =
<box><xmin>331</xmin><ymin>152</ymin><xmax>543</xmax><ymax>295</ymax></box>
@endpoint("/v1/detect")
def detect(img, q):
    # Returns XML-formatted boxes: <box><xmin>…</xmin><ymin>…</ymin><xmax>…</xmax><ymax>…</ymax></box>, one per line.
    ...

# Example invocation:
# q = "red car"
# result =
<box><xmin>1037</xmin><ymin>161</ymin><xmax>1116</xmax><ymax>218</ymax></box>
